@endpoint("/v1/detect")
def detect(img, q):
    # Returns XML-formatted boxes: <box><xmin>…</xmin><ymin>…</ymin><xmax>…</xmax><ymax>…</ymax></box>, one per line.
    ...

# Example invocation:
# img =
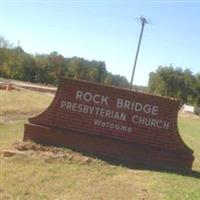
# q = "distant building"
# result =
<box><xmin>181</xmin><ymin>104</ymin><xmax>200</xmax><ymax>115</ymax></box>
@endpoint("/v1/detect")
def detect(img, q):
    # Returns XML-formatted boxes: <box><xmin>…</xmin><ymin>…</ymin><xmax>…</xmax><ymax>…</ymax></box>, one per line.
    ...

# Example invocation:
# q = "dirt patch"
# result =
<box><xmin>0</xmin><ymin>83</ymin><xmax>16</xmax><ymax>91</ymax></box>
<box><xmin>0</xmin><ymin>79</ymin><xmax>56</xmax><ymax>93</ymax></box>
<box><xmin>3</xmin><ymin>141</ymin><xmax>95</xmax><ymax>163</ymax></box>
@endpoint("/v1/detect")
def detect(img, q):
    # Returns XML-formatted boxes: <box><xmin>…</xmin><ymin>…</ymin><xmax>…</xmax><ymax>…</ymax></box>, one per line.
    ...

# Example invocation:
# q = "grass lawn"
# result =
<box><xmin>1</xmin><ymin>90</ymin><xmax>200</xmax><ymax>200</ymax></box>
<box><xmin>0</xmin><ymin>90</ymin><xmax>53</xmax><ymax>122</ymax></box>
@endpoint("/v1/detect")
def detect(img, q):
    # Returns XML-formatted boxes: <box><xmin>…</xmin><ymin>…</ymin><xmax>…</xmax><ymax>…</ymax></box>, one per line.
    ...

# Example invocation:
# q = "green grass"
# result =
<box><xmin>1</xmin><ymin>90</ymin><xmax>200</xmax><ymax>200</ymax></box>
<box><xmin>0</xmin><ymin>120</ymin><xmax>25</xmax><ymax>150</ymax></box>
<box><xmin>178</xmin><ymin>114</ymin><xmax>200</xmax><ymax>171</ymax></box>
<box><xmin>1</xmin><ymin>90</ymin><xmax>53</xmax><ymax>122</ymax></box>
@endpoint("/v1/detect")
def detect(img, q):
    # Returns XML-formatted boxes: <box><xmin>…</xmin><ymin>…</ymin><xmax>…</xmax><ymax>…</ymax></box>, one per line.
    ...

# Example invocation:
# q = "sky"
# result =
<box><xmin>1</xmin><ymin>0</ymin><xmax>200</xmax><ymax>86</ymax></box>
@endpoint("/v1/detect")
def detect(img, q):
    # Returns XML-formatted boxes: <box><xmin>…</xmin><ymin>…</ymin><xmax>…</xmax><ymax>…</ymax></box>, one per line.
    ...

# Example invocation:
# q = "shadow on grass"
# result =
<box><xmin>110</xmin><ymin>160</ymin><xmax>200</xmax><ymax>179</ymax></box>
<box><xmin>77</xmin><ymin>151</ymin><xmax>200</xmax><ymax>179</ymax></box>
<box><xmin>19</xmin><ymin>140</ymin><xmax>200</xmax><ymax>179</ymax></box>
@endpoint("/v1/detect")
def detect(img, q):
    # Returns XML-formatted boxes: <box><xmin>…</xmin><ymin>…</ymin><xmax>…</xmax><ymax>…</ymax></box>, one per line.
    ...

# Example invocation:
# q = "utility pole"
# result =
<box><xmin>17</xmin><ymin>40</ymin><xmax>20</xmax><ymax>47</ymax></box>
<box><xmin>129</xmin><ymin>16</ymin><xmax>148</xmax><ymax>89</ymax></box>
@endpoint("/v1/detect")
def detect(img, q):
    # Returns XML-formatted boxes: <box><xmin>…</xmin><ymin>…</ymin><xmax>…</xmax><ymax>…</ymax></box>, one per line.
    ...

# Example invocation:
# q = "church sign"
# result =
<box><xmin>24</xmin><ymin>78</ymin><xmax>194</xmax><ymax>170</ymax></box>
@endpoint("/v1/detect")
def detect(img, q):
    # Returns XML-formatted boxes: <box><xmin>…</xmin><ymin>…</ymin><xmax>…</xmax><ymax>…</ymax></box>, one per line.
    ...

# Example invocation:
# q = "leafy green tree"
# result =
<box><xmin>0</xmin><ymin>37</ymin><xmax>130</xmax><ymax>89</ymax></box>
<box><xmin>148</xmin><ymin>66</ymin><xmax>200</xmax><ymax>106</ymax></box>
<box><xmin>193</xmin><ymin>74</ymin><xmax>200</xmax><ymax>106</ymax></box>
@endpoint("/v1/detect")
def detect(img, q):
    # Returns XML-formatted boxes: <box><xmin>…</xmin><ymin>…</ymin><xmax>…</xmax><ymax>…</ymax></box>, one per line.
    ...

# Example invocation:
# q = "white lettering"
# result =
<box><xmin>84</xmin><ymin>92</ymin><xmax>93</xmax><ymax>102</ymax></box>
<box><xmin>71</xmin><ymin>103</ymin><xmax>77</xmax><ymax>111</ymax></box>
<box><xmin>124</xmin><ymin>100</ymin><xmax>131</xmax><ymax>109</ymax></box>
<box><xmin>60</xmin><ymin>101</ymin><xmax>66</xmax><ymax>108</ymax></box>
<box><xmin>131</xmin><ymin>115</ymin><xmax>139</xmax><ymax>123</ymax></box>
<box><xmin>93</xmin><ymin>119</ymin><xmax>132</xmax><ymax>133</ymax></box>
<box><xmin>76</xmin><ymin>90</ymin><xmax>109</xmax><ymax>106</ymax></box>
<box><xmin>152</xmin><ymin>106</ymin><xmax>159</xmax><ymax>115</ymax></box>
<box><xmin>116</xmin><ymin>98</ymin><xmax>159</xmax><ymax>115</ymax></box>
<box><xmin>101</xmin><ymin>96</ymin><xmax>109</xmax><ymax>106</ymax></box>
<box><xmin>83</xmin><ymin>105</ymin><xmax>89</xmax><ymax>113</ymax></box>
<box><xmin>93</xmin><ymin>94</ymin><xmax>100</xmax><ymax>104</ymax></box>
<box><xmin>76</xmin><ymin>91</ymin><xmax>83</xmax><ymax>101</ymax></box>
<box><xmin>66</xmin><ymin>101</ymin><xmax>72</xmax><ymax>109</ymax></box>
<box><xmin>143</xmin><ymin>104</ymin><xmax>151</xmax><ymax>114</ymax></box>
<box><xmin>116</xmin><ymin>98</ymin><xmax>123</xmax><ymax>108</ymax></box>
<box><xmin>135</xmin><ymin>102</ymin><xmax>143</xmax><ymax>112</ymax></box>
<box><xmin>163</xmin><ymin>121</ymin><xmax>170</xmax><ymax>130</ymax></box>
<box><xmin>131</xmin><ymin>115</ymin><xmax>170</xmax><ymax>130</ymax></box>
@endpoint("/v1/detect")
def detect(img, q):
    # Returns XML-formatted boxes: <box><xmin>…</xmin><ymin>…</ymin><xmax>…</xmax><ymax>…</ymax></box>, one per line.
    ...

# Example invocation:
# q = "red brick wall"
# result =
<box><xmin>29</xmin><ymin>78</ymin><xmax>192</xmax><ymax>154</ymax></box>
<box><xmin>24</xmin><ymin>123</ymin><xmax>193</xmax><ymax>170</ymax></box>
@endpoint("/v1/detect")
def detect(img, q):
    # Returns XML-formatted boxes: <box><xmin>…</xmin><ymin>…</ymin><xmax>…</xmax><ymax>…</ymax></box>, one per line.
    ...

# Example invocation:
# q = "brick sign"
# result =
<box><xmin>24</xmin><ymin>78</ymin><xmax>194</xmax><ymax>171</ymax></box>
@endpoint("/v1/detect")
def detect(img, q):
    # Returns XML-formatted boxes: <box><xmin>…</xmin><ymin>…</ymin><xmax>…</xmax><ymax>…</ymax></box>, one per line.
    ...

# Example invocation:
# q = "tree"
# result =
<box><xmin>148</xmin><ymin>65</ymin><xmax>200</xmax><ymax>106</ymax></box>
<box><xmin>0</xmin><ymin>37</ymin><xmax>130</xmax><ymax>89</ymax></box>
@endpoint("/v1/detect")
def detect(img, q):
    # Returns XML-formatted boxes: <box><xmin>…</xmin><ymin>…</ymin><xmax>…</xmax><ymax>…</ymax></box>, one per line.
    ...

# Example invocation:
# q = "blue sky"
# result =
<box><xmin>1</xmin><ymin>1</ymin><xmax>200</xmax><ymax>86</ymax></box>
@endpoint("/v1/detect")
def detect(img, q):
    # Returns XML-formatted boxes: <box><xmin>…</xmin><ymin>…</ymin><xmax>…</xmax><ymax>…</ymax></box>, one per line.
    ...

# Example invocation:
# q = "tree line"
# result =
<box><xmin>148</xmin><ymin>66</ymin><xmax>200</xmax><ymax>106</ymax></box>
<box><xmin>0</xmin><ymin>37</ymin><xmax>199</xmax><ymax>106</ymax></box>
<box><xmin>0</xmin><ymin>37</ymin><xmax>129</xmax><ymax>88</ymax></box>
